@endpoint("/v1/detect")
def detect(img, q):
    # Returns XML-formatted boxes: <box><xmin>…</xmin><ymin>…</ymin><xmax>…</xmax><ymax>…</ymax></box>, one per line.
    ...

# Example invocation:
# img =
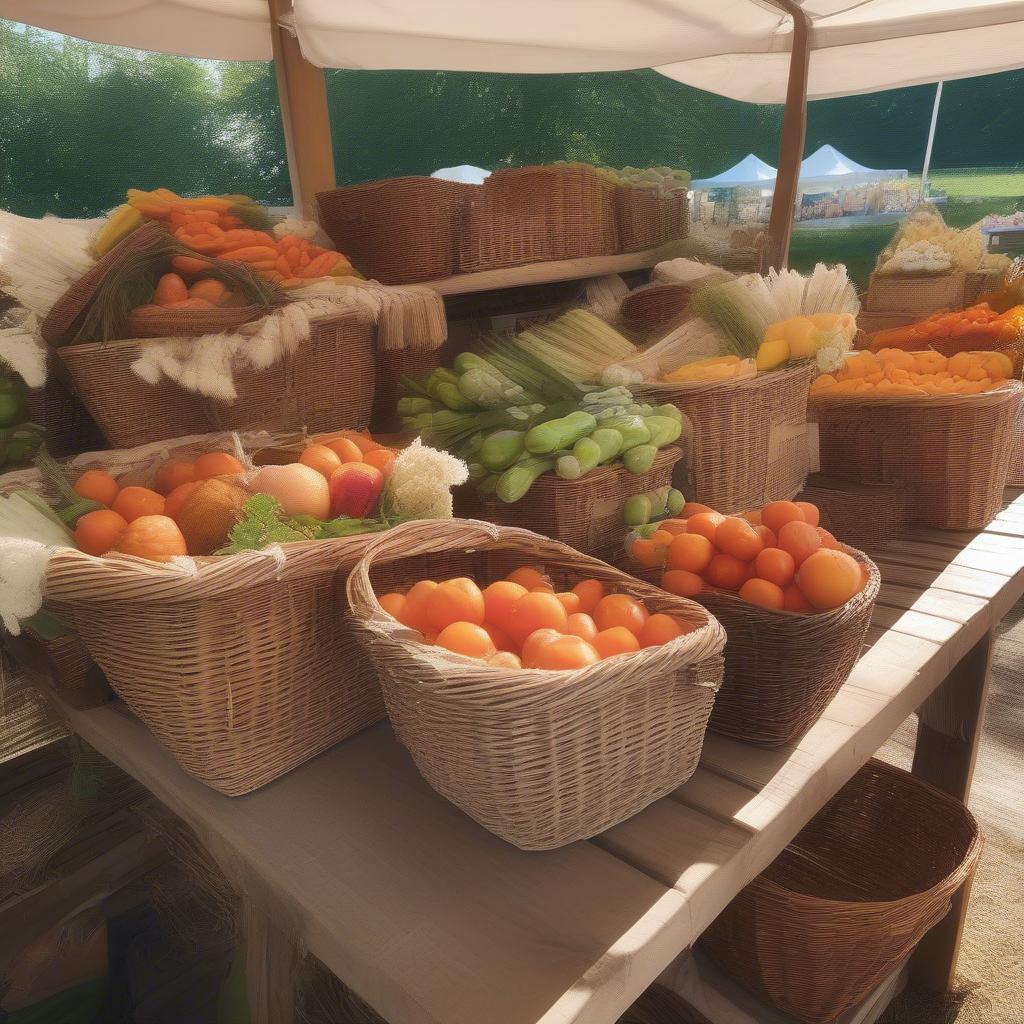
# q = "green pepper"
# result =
<box><xmin>0</xmin><ymin>422</ymin><xmax>45</xmax><ymax>467</ymax></box>
<box><xmin>0</xmin><ymin>376</ymin><xmax>30</xmax><ymax>428</ymax></box>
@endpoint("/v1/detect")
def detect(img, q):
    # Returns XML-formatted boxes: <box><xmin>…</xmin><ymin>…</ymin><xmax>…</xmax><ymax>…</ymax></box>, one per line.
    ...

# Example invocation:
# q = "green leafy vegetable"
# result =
<box><xmin>221</xmin><ymin>494</ymin><xmax>315</xmax><ymax>553</ymax></box>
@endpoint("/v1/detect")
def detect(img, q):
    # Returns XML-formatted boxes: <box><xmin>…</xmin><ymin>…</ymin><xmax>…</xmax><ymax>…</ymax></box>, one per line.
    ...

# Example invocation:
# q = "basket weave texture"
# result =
<box><xmin>459</xmin><ymin>446</ymin><xmax>682</xmax><ymax>559</ymax></box>
<box><xmin>639</xmin><ymin>365</ymin><xmax>813</xmax><ymax>514</ymax></box>
<box><xmin>797</xmin><ymin>477</ymin><xmax>910</xmax><ymax>556</ymax></box>
<box><xmin>1</xmin><ymin>627</ymin><xmax>112</xmax><ymax>710</ymax></box>
<box><xmin>811</xmin><ymin>382</ymin><xmax>1023</xmax><ymax>530</ymax></box>
<box><xmin>39</xmin><ymin>430</ymin><xmax>390</xmax><ymax>795</ymax></box>
<box><xmin>459</xmin><ymin>165</ymin><xmax>618</xmax><ymax>273</ymax></box>
<box><xmin>371</xmin><ymin>347</ymin><xmax>443</xmax><ymax>433</ymax></box>
<box><xmin>620</xmin><ymin>283</ymin><xmax>692</xmax><ymax>334</ymax></box>
<box><xmin>316</xmin><ymin>177</ymin><xmax>469</xmax><ymax>284</ymax></box>
<box><xmin>1009</xmin><ymin>404</ymin><xmax>1024</xmax><ymax>487</ymax></box>
<box><xmin>865</xmin><ymin>272</ymin><xmax>966</xmax><ymax>316</ymax></box>
<box><xmin>701</xmin><ymin>758</ymin><xmax>982</xmax><ymax>1024</ymax></box>
<box><xmin>56</xmin><ymin>306</ymin><xmax>377</xmax><ymax>449</ymax></box>
<box><xmin>615</xmin><ymin>189</ymin><xmax>689</xmax><ymax>253</ymax></box>
<box><xmin>345</xmin><ymin>519</ymin><xmax>726</xmax><ymax>850</ymax></box>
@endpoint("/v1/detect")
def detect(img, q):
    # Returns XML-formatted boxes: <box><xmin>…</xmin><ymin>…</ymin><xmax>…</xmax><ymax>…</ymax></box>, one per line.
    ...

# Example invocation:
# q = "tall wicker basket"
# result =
<box><xmin>345</xmin><ymin>519</ymin><xmax>726</xmax><ymax>850</ymax></box>
<box><xmin>701</xmin><ymin>759</ymin><xmax>982</xmax><ymax>1024</ymax></box>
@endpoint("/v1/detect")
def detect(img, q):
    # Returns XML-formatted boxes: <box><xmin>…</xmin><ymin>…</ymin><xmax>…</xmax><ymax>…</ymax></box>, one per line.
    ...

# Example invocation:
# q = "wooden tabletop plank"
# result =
<box><xmin>869</xmin><ymin>604</ymin><xmax>963</xmax><ymax>645</ymax></box>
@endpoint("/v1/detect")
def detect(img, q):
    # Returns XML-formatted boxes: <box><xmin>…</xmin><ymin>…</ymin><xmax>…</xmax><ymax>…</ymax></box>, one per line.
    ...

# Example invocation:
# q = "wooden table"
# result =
<box><xmin>52</xmin><ymin>488</ymin><xmax>1024</xmax><ymax>1024</ymax></box>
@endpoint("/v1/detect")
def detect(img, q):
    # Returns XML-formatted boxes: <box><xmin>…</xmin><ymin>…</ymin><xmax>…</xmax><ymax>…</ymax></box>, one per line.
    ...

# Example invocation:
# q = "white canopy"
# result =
<box><xmin>691</xmin><ymin>154</ymin><xmax>778</xmax><ymax>190</ymax></box>
<box><xmin>798</xmin><ymin>144</ymin><xmax>906</xmax><ymax>189</ymax></box>
<box><xmin>430</xmin><ymin>165</ymin><xmax>492</xmax><ymax>185</ymax></box>
<box><xmin>4</xmin><ymin>1</ymin><xmax>1024</xmax><ymax>103</ymax></box>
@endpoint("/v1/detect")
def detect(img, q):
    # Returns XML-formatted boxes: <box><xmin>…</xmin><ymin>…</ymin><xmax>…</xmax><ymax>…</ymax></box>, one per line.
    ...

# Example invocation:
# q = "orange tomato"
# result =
<box><xmin>571</xmin><ymin>578</ymin><xmax>605</xmax><ymax>614</ymax></box>
<box><xmin>163</xmin><ymin>481</ymin><xmax>199</xmax><ymax>522</ymax></box>
<box><xmin>631</xmin><ymin>538</ymin><xmax>667</xmax><ymax>568</ymax></box>
<box><xmin>520</xmin><ymin>628</ymin><xmax>562</xmax><ymax>666</ymax></box>
<box><xmin>555</xmin><ymin>591</ymin><xmax>582</xmax><ymax>615</ymax></box>
<box><xmin>528</xmin><ymin>635</ymin><xmax>600</xmax><ymax>671</ymax></box>
<box><xmin>738</xmin><ymin>578</ymin><xmax>786</xmax><ymax>610</ymax></box>
<box><xmin>299</xmin><ymin>444</ymin><xmax>344</xmax><ymax>479</ymax></box>
<box><xmin>482</xmin><ymin>580</ymin><xmax>527</xmax><ymax>628</ymax></box>
<box><xmin>681</xmin><ymin>502</ymin><xmax>716</xmax><ymax>518</ymax></box>
<box><xmin>593</xmin><ymin>594</ymin><xmax>648</xmax><ymax>636</ymax></box>
<box><xmin>482</xmin><ymin>621</ymin><xmax>515</xmax><ymax>653</ymax></box>
<box><xmin>487</xmin><ymin>651</ymin><xmax>523</xmax><ymax>669</ymax></box>
<box><xmin>816</xmin><ymin>527</ymin><xmax>841</xmax><ymax>550</ymax></box>
<box><xmin>436</xmin><ymin>621</ymin><xmax>496</xmax><ymax>659</ymax></box>
<box><xmin>638</xmin><ymin>613</ymin><xmax>692</xmax><ymax>648</ymax></box>
<box><xmin>797</xmin><ymin>549</ymin><xmax>862</xmax><ymax>610</ymax></box>
<box><xmin>657</xmin><ymin>518</ymin><xmax>689</xmax><ymax>536</ymax></box>
<box><xmin>193</xmin><ymin>452</ymin><xmax>245</xmax><ymax>480</ymax></box>
<box><xmin>754</xmin><ymin>547</ymin><xmax>795</xmax><ymax>587</ymax></box>
<box><xmin>592</xmin><ymin>626</ymin><xmax>641</xmax><ymax>659</ymax></box>
<box><xmin>649</xmin><ymin>529</ymin><xmax>674</xmax><ymax>547</ymax></box>
<box><xmin>565</xmin><ymin>613</ymin><xmax>598</xmax><ymax>642</ymax></box>
<box><xmin>111</xmin><ymin>486</ymin><xmax>165</xmax><ymax>523</ymax></box>
<box><xmin>362</xmin><ymin>448</ymin><xmax>396</xmax><ymax>477</ymax></box>
<box><xmin>378</xmin><ymin>592</ymin><xmax>407</xmax><ymax>620</ymax></box>
<box><xmin>794</xmin><ymin>501</ymin><xmax>820</xmax><ymax>527</ymax></box>
<box><xmin>73</xmin><ymin>469</ymin><xmax>119</xmax><ymax>507</ymax></box>
<box><xmin>74</xmin><ymin>509</ymin><xmax>128</xmax><ymax>556</ymax></box>
<box><xmin>686</xmin><ymin>511</ymin><xmax>725</xmax><ymax>542</ymax></box>
<box><xmin>401</xmin><ymin>580</ymin><xmax>439</xmax><ymax>631</ymax></box>
<box><xmin>153</xmin><ymin>460</ymin><xmax>195</xmax><ymax>496</ymax></box>
<box><xmin>715</xmin><ymin>516</ymin><xmax>764</xmax><ymax>561</ymax></box>
<box><xmin>705</xmin><ymin>553</ymin><xmax>750</xmax><ymax>591</ymax></box>
<box><xmin>426</xmin><ymin>578</ymin><xmax>486</xmax><ymax>631</ymax></box>
<box><xmin>783</xmin><ymin>584</ymin><xmax>812</xmax><ymax>613</ymax></box>
<box><xmin>325</xmin><ymin>437</ymin><xmax>364</xmax><ymax>463</ymax></box>
<box><xmin>506</xmin><ymin>565</ymin><xmax>550</xmax><ymax>591</ymax></box>
<box><xmin>777</xmin><ymin>520</ymin><xmax>822</xmax><ymax>567</ymax></box>
<box><xmin>755</xmin><ymin>524</ymin><xmax>777</xmax><ymax>549</ymax></box>
<box><xmin>667</xmin><ymin>532</ymin><xmax>713</xmax><ymax>574</ymax></box>
<box><xmin>661</xmin><ymin>569</ymin><xmax>703</xmax><ymax>597</ymax></box>
<box><xmin>510</xmin><ymin>591</ymin><xmax>568</xmax><ymax>642</ymax></box>
<box><xmin>334</xmin><ymin>432</ymin><xmax>381</xmax><ymax>454</ymax></box>
<box><xmin>741</xmin><ymin>509</ymin><xmax>762</xmax><ymax>526</ymax></box>
<box><xmin>113</xmin><ymin>515</ymin><xmax>188</xmax><ymax>562</ymax></box>
<box><xmin>761</xmin><ymin>500</ymin><xmax>805</xmax><ymax>536</ymax></box>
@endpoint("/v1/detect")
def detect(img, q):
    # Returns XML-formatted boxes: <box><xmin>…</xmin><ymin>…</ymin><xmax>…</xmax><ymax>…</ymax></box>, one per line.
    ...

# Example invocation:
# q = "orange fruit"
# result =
<box><xmin>521</xmin><ymin>628</ymin><xmax>562</xmax><ymax>666</ymax></box>
<box><xmin>741</xmin><ymin>509</ymin><xmax>762</xmax><ymax>526</ymax></box>
<box><xmin>487</xmin><ymin>651</ymin><xmax>523</xmax><ymax>669</ymax></box>
<box><xmin>794</xmin><ymin>501</ymin><xmax>820</xmax><ymax>527</ymax></box>
<box><xmin>529</xmin><ymin>635</ymin><xmax>600</xmax><ymax>671</ymax></box>
<box><xmin>755</xmin><ymin>524</ymin><xmax>777</xmax><ymax>549</ymax></box>
<box><xmin>816</xmin><ymin>527</ymin><xmax>841</xmax><ymax>550</ymax></box>
<box><xmin>667</xmin><ymin>532</ymin><xmax>713</xmax><ymax>573</ymax></box>
<box><xmin>649</xmin><ymin>530</ymin><xmax>674</xmax><ymax>548</ymax></box>
<box><xmin>681</xmin><ymin>502</ymin><xmax>716</xmax><ymax>517</ymax></box>
<box><xmin>754</xmin><ymin>547</ymin><xmax>796</xmax><ymax>587</ymax></box>
<box><xmin>192</xmin><ymin>452</ymin><xmax>245</xmax><ymax>480</ymax></box>
<box><xmin>111</xmin><ymin>485</ymin><xmax>165</xmax><ymax>523</ymax></box>
<box><xmin>74</xmin><ymin>509</ymin><xmax>128</xmax><ymax>556</ymax></box>
<box><xmin>435</xmin><ymin>621</ymin><xmax>496</xmax><ymax>659</ymax></box>
<box><xmin>686</xmin><ymin>511</ymin><xmax>725</xmax><ymax>543</ymax></box>
<box><xmin>661</xmin><ymin>569</ymin><xmax>703</xmax><ymax>597</ymax></box>
<box><xmin>530</xmin><ymin>583</ymin><xmax>556</xmax><ymax>594</ymax></box>
<box><xmin>362</xmin><ymin>448</ymin><xmax>396</xmax><ymax>477</ymax></box>
<box><xmin>761</xmin><ymin>500</ymin><xmax>805</xmax><ymax>536</ymax></box>
<box><xmin>299</xmin><ymin>444</ymin><xmax>344</xmax><ymax>479</ymax></box>
<box><xmin>506</xmin><ymin>565</ymin><xmax>550</xmax><ymax>591</ymax></box>
<box><xmin>332</xmin><ymin>432</ymin><xmax>381</xmax><ymax>454</ymax></box>
<box><xmin>797</xmin><ymin>549</ymin><xmax>862</xmax><ymax>610</ymax></box>
<box><xmin>782</xmin><ymin>584</ymin><xmax>812</xmax><ymax>613</ymax></box>
<box><xmin>73</xmin><ymin>469</ymin><xmax>119</xmax><ymax>507</ymax></box>
<box><xmin>738</xmin><ymin>578</ymin><xmax>785</xmax><ymax>610</ymax></box>
<box><xmin>657</xmin><ymin>518</ymin><xmax>689</xmax><ymax>536</ymax></box>
<box><xmin>705</xmin><ymin>553</ymin><xmax>750</xmax><ymax>591</ymax></box>
<box><xmin>426</xmin><ymin>578</ymin><xmax>485</xmax><ymax>631</ymax></box>
<box><xmin>378</xmin><ymin>592</ymin><xmax>407</xmax><ymax>620</ymax></box>
<box><xmin>482</xmin><ymin>621</ymin><xmax>515</xmax><ymax>653</ymax></box>
<box><xmin>638</xmin><ymin>613</ymin><xmax>692</xmax><ymax>648</ymax></box>
<box><xmin>593</xmin><ymin>594</ymin><xmax>648</xmax><ymax>636</ymax></box>
<box><xmin>163</xmin><ymin>481</ymin><xmax>200</xmax><ymax>522</ymax></box>
<box><xmin>510</xmin><ymin>591</ymin><xmax>568</xmax><ymax>642</ymax></box>
<box><xmin>153</xmin><ymin>460</ymin><xmax>195</xmax><ymax>495</ymax></box>
<box><xmin>555</xmin><ymin>591</ymin><xmax>582</xmax><ymax>615</ymax></box>
<box><xmin>571</xmin><ymin>578</ymin><xmax>605</xmax><ymax>614</ymax></box>
<box><xmin>631</xmin><ymin>538</ymin><xmax>667</xmax><ymax>568</ymax></box>
<box><xmin>565</xmin><ymin>612</ymin><xmax>598</xmax><ymax>642</ymax></box>
<box><xmin>325</xmin><ymin>437</ymin><xmax>364</xmax><ymax>463</ymax></box>
<box><xmin>715</xmin><ymin>516</ymin><xmax>764</xmax><ymax>561</ymax></box>
<box><xmin>592</xmin><ymin>626</ymin><xmax>641</xmax><ymax>659</ymax></box>
<box><xmin>113</xmin><ymin>514</ymin><xmax>188</xmax><ymax>562</ymax></box>
<box><xmin>777</xmin><ymin>520</ymin><xmax>822</xmax><ymax>566</ymax></box>
<box><xmin>482</xmin><ymin>580</ymin><xmax>527</xmax><ymax>628</ymax></box>
<box><xmin>401</xmin><ymin>580</ymin><xmax>439</xmax><ymax>631</ymax></box>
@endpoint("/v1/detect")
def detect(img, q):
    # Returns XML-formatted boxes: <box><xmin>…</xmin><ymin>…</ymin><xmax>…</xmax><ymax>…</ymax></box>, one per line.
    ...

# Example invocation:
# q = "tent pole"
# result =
<box><xmin>920</xmin><ymin>80</ymin><xmax>943</xmax><ymax>198</ymax></box>
<box><xmin>763</xmin><ymin>0</ymin><xmax>811</xmax><ymax>271</ymax></box>
<box><xmin>268</xmin><ymin>0</ymin><xmax>336</xmax><ymax>216</ymax></box>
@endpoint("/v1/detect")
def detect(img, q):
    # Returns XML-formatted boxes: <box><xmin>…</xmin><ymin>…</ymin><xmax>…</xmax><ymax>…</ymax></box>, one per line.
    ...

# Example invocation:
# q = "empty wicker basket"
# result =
<box><xmin>345</xmin><ymin>519</ymin><xmax>726</xmax><ymax>850</ymax></box>
<box><xmin>701</xmin><ymin>758</ymin><xmax>982</xmax><ymax>1024</ymax></box>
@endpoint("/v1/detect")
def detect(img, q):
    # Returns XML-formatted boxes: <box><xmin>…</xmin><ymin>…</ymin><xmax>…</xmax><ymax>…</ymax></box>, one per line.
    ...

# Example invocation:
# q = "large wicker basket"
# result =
<box><xmin>459</xmin><ymin>165</ymin><xmax>618</xmax><ymax>273</ymax></box>
<box><xmin>865</xmin><ymin>272</ymin><xmax>967</xmax><ymax>316</ymax></box>
<box><xmin>316</xmin><ymin>177</ymin><xmax>470</xmax><ymax>284</ymax></box>
<box><xmin>701</xmin><ymin>759</ymin><xmax>982</xmax><ymax>1024</ymax></box>
<box><xmin>345</xmin><ymin>519</ymin><xmax>726</xmax><ymax>850</ymax></box>
<box><xmin>55</xmin><ymin>306</ymin><xmax>376</xmax><ymax>449</ymax></box>
<box><xmin>459</xmin><ymin>446</ymin><xmax>683</xmax><ymax>559</ymax></box>
<box><xmin>616</xmin><ymin>188</ymin><xmax>688</xmax><ymax>253</ymax></box>
<box><xmin>797</xmin><ymin>476</ymin><xmax>910</xmax><ymax>556</ymax></box>
<box><xmin>37</xmin><ymin>430</ymin><xmax>392</xmax><ymax>795</ymax></box>
<box><xmin>639</xmin><ymin>365</ymin><xmax>813</xmax><ymax>514</ymax></box>
<box><xmin>812</xmin><ymin>382</ymin><xmax>1023</xmax><ymax>530</ymax></box>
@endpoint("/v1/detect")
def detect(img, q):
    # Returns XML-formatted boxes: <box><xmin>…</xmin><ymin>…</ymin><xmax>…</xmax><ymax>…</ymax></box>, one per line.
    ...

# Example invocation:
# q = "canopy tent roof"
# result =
<box><xmin>4</xmin><ymin>1</ymin><xmax>1024</xmax><ymax>103</ymax></box>
<box><xmin>799</xmin><ymin>143</ymin><xmax>906</xmax><ymax>186</ymax></box>
<box><xmin>691</xmin><ymin>154</ymin><xmax>778</xmax><ymax>190</ymax></box>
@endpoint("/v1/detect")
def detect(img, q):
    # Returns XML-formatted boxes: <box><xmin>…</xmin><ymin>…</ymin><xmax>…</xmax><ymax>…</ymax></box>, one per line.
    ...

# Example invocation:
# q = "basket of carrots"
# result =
<box><xmin>6</xmin><ymin>428</ymin><xmax>467</xmax><ymax>795</ymax></box>
<box><xmin>345</xmin><ymin>518</ymin><xmax>726</xmax><ymax>850</ymax></box>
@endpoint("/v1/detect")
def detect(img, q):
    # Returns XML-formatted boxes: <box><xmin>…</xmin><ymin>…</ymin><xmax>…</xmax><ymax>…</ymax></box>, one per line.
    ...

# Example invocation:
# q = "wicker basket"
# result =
<box><xmin>345</xmin><ymin>519</ymin><xmax>725</xmax><ymax>850</ymax></box>
<box><xmin>865</xmin><ymin>272</ymin><xmax>966</xmax><ymax>316</ymax></box>
<box><xmin>55</xmin><ymin>306</ymin><xmax>376</xmax><ymax>449</ymax></box>
<box><xmin>459</xmin><ymin>165</ymin><xmax>618</xmax><ymax>273</ymax></box>
<box><xmin>620</xmin><ymin>283</ymin><xmax>692</xmax><ymax>334</ymax></box>
<box><xmin>1009</xmin><ymin>404</ymin><xmax>1024</xmax><ymax>487</ymax></box>
<box><xmin>812</xmin><ymin>382</ymin><xmax>1023</xmax><ymax>530</ymax></box>
<box><xmin>37</xmin><ymin>430</ymin><xmax>392</xmax><ymax>795</ymax></box>
<box><xmin>459</xmin><ymin>446</ymin><xmax>683</xmax><ymax>560</ymax></box>
<box><xmin>856</xmin><ymin>310</ymin><xmax>920</xmax><ymax>337</ymax></box>
<box><xmin>797</xmin><ymin>476</ymin><xmax>911</xmax><ymax>556</ymax></box>
<box><xmin>316</xmin><ymin>177</ymin><xmax>469</xmax><ymax>284</ymax></box>
<box><xmin>639</xmin><ymin>365</ymin><xmax>813</xmax><ymax>514</ymax></box>
<box><xmin>701</xmin><ymin>759</ymin><xmax>982</xmax><ymax>1024</ymax></box>
<box><xmin>616</xmin><ymin>188</ymin><xmax>689</xmax><ymax>253</ymax></box>
<box><xmin>27</xmin><ymin>354</ymin><xmax>106</xmax><ymax>458</ymax></box>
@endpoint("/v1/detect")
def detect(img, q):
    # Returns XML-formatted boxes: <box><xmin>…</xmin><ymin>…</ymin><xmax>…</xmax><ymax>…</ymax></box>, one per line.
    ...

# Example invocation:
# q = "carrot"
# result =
<box><xmin>219</xmin><ymin>245</ymin><xmax>279</xmax><ymax>265</ymax></box>
<box><xmin>188</xmin><ymin>279</ymin><xmax>229</xmax><ymax>305</ymax></box>
<box><xmin>219</xmin><ymin>215</ymin><xmax>245</xmax><ymax>229</ymax></box>
<box><xmin>217</xmin><ymin>229</ymin><xmax>276</xmax><ymax>250</ymax></box>
<box><xmin>276</xmin><ymin>254</ymin><xmax>292</xmax><ymax>276</ymax></box>
<box><xmin>169</xmin><ymin>207</ymin><xmax>220</xmax><ymax>224</ymax></box>
<box><xmin>301</xmin><ymin>252</ymin><xmax>340</xmax><ymax>278</ymax></box>
<box><xmin>175</xmin><ymin>223</ymin><xmax>225</xmax><ymax>252</ymax></box>
<box><xmin>153</xmin><ymin>272</ymin><xmax>189</xmax><ymax>306</ymax></box>
<box><xmin>171</xmin><ymin>254</ymin><xmax>213</xmax><ymax>278</ymax></box>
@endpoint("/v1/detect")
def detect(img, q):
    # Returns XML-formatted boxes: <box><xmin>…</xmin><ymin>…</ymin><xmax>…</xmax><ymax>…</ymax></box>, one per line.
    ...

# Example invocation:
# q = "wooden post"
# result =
<box><xmin>267</xmin><ymin>0</ymin><xmax>336</xmax><ymax>217</ymax></box>
<box><xmin>762</xmin><ymin>1</ymin><xmax>811</xmax><ymax>270</ymax></box>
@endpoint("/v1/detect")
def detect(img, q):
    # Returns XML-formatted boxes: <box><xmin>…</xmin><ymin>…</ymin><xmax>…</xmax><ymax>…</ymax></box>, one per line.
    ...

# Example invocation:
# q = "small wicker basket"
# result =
<box><xmin>701</xmin><ymin>758</ymin><xmax>982</xmax><ymax>1024</ymax></box>
<box><xmin>811</xmin><ymin>382</ymin><xmax>1023</xmax><ymax>530</ymax></box>
<box><xmin>865</xmin><ymin>272</ymin><xmax>966</xmax><ymax>316</ymax></box>
<box><xmin>345</xmin><ymin>519</ymin><xmax>726</xmax><ymax>850</ymax></box>
<box><xmin>620</xmin><ymin>283</ymin><xmax>692</xmax><ymax>335</ymax></box>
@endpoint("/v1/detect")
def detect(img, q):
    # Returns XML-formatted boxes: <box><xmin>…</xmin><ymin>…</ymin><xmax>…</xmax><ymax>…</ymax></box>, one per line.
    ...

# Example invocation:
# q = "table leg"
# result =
<box><xmin>242</xmin><ymin>898</ymin><xmax>297</xmax><ymax>1024</ymax></box>
<box><xmin>908</xmin><ymin>628</ymin><xmax>993</xmax><ymax>993</ymax></box>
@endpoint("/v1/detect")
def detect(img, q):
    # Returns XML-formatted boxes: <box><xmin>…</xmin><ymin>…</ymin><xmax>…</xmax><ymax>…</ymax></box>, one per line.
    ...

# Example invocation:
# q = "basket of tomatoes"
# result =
<box><xmin>624</xmin><ymin>499</ymin><xmax>879</xmax><ymax>748</ymax></box>
<box><xmin>345</xmin><ymin>518</ymin><xmax>726</xmax><ymax>850</ymax></box>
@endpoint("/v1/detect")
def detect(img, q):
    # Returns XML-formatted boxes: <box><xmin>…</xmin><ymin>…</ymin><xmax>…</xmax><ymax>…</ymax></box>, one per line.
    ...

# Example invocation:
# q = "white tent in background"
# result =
<box><xmin>430</xmin><ymin>165</ymin><xmax>491</xmax><ymax>185</ymax></box>
<box><xmin>798</xmin><ymin>144</ymin><xmax>906</xmax><ymax>189</ymax></box>
<box><xmin>691</xmin><ymin>154</ymin><xmax>777</xmax><ymax>191</ymax></box>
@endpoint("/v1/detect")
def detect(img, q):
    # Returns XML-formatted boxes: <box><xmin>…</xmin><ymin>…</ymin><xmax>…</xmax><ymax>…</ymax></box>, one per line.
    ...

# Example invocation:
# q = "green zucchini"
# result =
<box><xmin>480</xmin><ymin>429</ymin><xmax>527</xmax><ymax>472</ymax></box>
<box><xmin>524</xmin><ymin>410</ymin><xmax>597</xmax><ymax>455</ymax></box>
<box><xmin>623</xmin><ymin>444</ymin><xmax>658</xmax><ymax>475</ymax></box>
<box><xmin>496</xmin><ymin>456</ymin><xmax>556</xmax><ymax>503</ymax></box>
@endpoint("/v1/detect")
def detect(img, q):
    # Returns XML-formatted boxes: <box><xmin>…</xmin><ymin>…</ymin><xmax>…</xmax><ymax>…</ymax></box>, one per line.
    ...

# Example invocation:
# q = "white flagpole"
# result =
<box><xmin>921</xmin><ymin>80</ymin><xmax>943</xmax><ymax>198</ymax></box>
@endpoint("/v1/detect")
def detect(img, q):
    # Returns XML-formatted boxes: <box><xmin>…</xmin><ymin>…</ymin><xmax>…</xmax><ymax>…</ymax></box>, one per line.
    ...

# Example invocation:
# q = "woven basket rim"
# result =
<box><xmin>639</xmin><ymin>361</ymin><xmax>811</xmax><ymax>397</ymax></box>
<box><xmin>810</xmin><ymin>378</ymin><xmax>1023</xmax><ymax>410</ymax></box>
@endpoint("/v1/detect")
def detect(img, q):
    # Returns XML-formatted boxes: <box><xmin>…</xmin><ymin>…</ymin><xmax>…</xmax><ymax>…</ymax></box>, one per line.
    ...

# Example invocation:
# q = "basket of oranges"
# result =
<box><xmin>810</xmin><ymin>349</ymin><xmax>1024</xmax><ymax>530</ymax></box>
<box><xmin>624</xmin><ymin>499</ymin><xmax>879</xmax><ymax>748</ymax></box>
<box><xmin>344</xmin><ymin>518</ymin><xmax>726</xmax><ymax>850</ymax></box>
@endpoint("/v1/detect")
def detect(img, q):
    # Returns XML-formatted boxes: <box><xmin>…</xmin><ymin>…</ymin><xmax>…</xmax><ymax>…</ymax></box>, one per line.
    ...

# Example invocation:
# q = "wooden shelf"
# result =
<box><xmin>424</xmin><ymin>249</ymin><xmax>665</xmax><ymax>296</ymax></box>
